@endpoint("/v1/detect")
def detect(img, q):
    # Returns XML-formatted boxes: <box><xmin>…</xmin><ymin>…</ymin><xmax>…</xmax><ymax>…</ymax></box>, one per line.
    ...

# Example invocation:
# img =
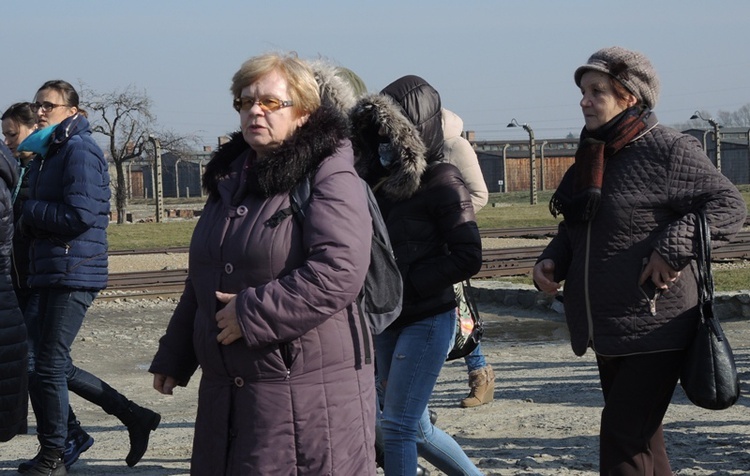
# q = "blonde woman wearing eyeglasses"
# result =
<box><xmin>150</xmin><ymin>52</ymin><xmax>376</xmax><ymax>475</ymax></box>
<box><xmin>16</xmin><ymin>81</ymin><xmax>160</xmax><ymax>475</ymax></box>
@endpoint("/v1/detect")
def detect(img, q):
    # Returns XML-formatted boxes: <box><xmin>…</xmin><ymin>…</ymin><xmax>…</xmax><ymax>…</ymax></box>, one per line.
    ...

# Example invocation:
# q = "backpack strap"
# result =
<box><xmin>268</xmin><ymin>174</ymin><xmax>374</xmax><ymax>368</ymax></box>
<box><xmin>263</xmin><ymin>176</ymin><xmax>312</xmax><ymax>228</ymax></box>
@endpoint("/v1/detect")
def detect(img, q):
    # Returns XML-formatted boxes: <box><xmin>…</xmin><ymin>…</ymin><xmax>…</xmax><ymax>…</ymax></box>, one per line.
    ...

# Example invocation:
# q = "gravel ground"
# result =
<box><xmin>3</xmin><ymin>232</ymin><xmax>749</xmax><ymax>474</ymax></box>
<box><xmin>1</xmin><ymin>297</ymin><xmax>749</xmax><ymax>475</ymax></box>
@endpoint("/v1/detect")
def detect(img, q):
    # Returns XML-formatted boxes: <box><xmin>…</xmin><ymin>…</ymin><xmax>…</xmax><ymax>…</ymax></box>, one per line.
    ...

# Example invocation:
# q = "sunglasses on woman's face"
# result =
<box><xmin>30</xmin><ymin>101</ymin><xmax>67</xmax><ymax>114</ymax></box>
<box><xmin>232</xmin><ymin>96</ymin><xmax>293</xmax><ymax>113</ymax></box>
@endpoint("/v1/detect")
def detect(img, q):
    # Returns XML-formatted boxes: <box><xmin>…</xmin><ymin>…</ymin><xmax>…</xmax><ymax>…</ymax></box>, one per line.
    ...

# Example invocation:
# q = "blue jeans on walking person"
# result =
<box><xmin>27</xmin><ymin>288</ymin><xmax>130</xmax><ymax>449</ymax></box>
<box><xmin>375</xmin><ymin>310</ymin><xmax>483</xmax><ymax>476</ymax></box>
<box><xmin>464</xmin><ymin>343</ymin><xmax>486</xmax><ymax>372</ymax></box>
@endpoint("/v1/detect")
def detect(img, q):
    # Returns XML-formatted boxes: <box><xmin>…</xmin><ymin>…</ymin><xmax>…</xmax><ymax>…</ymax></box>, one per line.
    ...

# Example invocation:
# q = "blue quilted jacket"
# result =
<box><xmin>22</xmin><ymin>114</ymin><xmax>110</xmax><ymax>290</ymax></box>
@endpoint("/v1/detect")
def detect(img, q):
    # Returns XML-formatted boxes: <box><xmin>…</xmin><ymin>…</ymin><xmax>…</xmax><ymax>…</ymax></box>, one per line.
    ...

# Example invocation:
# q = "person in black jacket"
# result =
<box><xmin>2</xmin><ymin>102</ymin><xmax>37</xmax><ymax>312</ymax></box>
<box><xmin>351</xmin><ymin>75</ymin><xmax>484</xmax><ymax>476</ymax></box>
<box><xmin>0</xmin><ymin>140</ymin><xmax>27</xmax><ymax>443</ymax></box>
<box><xmin>533</xmin><ymin>46</ymin><xmax>746</xmax><ymax>475</ymax></box>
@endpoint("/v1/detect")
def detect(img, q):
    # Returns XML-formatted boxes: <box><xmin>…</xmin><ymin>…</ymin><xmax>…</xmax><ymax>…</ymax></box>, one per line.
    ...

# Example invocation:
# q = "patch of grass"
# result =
<box><xmin>476</xmin><ymin>191</ymin><xmax>561</xmax><ymax>229</ymax></box>
<box><xmin>108</xmin><ymin>220</ymin><xmax>196</xmax><ymax>250</ymax></box>
<box><xmin>714</xmin><ymin>267</ymin><xmax>750</xmax><ymax>293</ymax></box>
<box><xmin>487</xmin><ymin>270</ymin><xmax>749</xmax><ymax>293</ymax></box>
<box><xmin>109</xmin><ymin>186</ymin><xmax>749</xmax><ymax>290</ymax></box>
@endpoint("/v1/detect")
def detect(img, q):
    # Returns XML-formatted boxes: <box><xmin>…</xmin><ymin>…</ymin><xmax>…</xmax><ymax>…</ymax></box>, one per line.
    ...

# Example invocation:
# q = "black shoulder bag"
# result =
<box><xmin>679</xmin><ymin>212</ymin><xmax>740</xmax><ymax>410</ymax></box>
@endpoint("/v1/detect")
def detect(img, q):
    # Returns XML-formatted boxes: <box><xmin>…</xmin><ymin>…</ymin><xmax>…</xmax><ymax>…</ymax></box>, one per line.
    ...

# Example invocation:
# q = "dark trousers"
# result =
<box><xmin>596</xmin><ymin>350</ymin><xmax>684</xmax><ymax>476</ymax></box>
<box><xmin>27</xmin><ymin>288</ymin><xmax>130</xmax><ymax>449</ymax></box>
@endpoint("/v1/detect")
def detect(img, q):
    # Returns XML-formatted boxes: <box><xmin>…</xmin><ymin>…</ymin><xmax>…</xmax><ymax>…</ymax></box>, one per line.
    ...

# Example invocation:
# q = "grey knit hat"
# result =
<box><xmin>574</xmin><ymin>46</ymin><xmax>660</xmax><ymax>109</ymax></box>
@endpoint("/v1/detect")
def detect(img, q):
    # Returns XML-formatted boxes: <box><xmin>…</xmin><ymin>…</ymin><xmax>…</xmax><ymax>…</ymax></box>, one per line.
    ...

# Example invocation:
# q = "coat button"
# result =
<box><xmin>237</xmin><ymin>205</ymin><xmax>248</xmax><ymax>216</ymax></box>
<box><xmin>234</xmin><ymin>377</ymin><xmax>244</xmax><ymax>387</ymax></box>
<box><xmin>224</xmin><ymin>263</ymin><xmax>234</xmax><ymax>274</ymax></box>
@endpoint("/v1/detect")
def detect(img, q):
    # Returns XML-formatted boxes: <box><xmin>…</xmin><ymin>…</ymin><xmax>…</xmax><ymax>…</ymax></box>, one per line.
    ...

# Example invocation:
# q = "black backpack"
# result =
<box><xmin>266</xmin><ymin>175</ymin><xmax>403</xmax><ymax>364</ymax></box>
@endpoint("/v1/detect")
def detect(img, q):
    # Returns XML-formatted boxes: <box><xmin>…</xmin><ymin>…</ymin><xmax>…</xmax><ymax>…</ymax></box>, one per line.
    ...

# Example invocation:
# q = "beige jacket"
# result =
<box><xmin>441</xmin><ymin>108</ymin><xmax>488</xmax><ymax>212</ymax></box>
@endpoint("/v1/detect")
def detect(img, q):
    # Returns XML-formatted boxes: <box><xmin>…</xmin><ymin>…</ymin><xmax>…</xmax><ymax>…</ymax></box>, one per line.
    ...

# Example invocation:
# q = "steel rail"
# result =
<box><xmin>102</xmin><ymin>228</ymin><xmax>750</xmax><ymax>299</ymax></box>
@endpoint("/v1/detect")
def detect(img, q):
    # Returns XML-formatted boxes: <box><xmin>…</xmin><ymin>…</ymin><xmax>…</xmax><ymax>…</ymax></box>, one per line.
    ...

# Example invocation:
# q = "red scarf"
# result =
<box><xmin>550</xmin><ymin>106</ymin><xmax>651</xmax><ymax>222</ymax></box>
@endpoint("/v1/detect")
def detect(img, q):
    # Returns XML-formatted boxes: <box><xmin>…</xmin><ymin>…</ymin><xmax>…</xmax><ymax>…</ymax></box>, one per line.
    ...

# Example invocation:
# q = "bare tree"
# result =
<box><xmin>81</xmin><ymin>84</ymin><xmax>197</xmax><ymax>224</ymax></box>
<box><xmin>672</xmin><ymin>104</ymin><xmax>750</xmax><ymax>131</ymax></box>
<box><xmin>716</xmin><ymin>104</ymin><xmax>750</xmax><ymax>127</ymax></box>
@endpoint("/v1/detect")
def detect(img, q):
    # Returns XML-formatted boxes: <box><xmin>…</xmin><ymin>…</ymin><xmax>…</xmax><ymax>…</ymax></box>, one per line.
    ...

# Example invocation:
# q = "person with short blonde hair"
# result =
<box><xmin>151</xmin><ymin>52</ymin><xmax>376</xmax><ymax>474</ymax></box>
<box><xmin>230</xmin><ymin>51</ymin><xmax>321</xmax><ymax>115</ymax></box>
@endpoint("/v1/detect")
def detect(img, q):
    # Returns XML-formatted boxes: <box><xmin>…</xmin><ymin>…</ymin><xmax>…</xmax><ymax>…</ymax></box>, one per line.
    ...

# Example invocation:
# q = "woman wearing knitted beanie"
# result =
<box><xmin>533</xmin><ymin>47</ymin><xmax>746</xmax><ymax>475</ymax></box>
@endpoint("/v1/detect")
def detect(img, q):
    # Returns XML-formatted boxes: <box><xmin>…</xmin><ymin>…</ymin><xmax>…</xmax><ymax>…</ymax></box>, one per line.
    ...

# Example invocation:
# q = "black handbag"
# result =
<box><xmin>679</xmin><ymin>212</ymin><xmax>740</xmax><ymax>410</ymax></box>
<box><xmin>447</xmin><ymin>280</ymin><xmax>484</xmax><ymax>361</ymax></box>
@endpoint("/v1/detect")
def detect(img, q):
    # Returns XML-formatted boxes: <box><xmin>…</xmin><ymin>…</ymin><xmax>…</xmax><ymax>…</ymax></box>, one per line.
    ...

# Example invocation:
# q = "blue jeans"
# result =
<box><xmin>375</xmin><ymin>310</ymin><xmax>482</xmax><ymax>476</ymax></box>
<box><xmin>27</xmin><ymin>288</ymin><xmax>129</xmax><ymax>449</ymax></box>
<box><xmin>464</xmin><ymin>343</ymin><xmax>486</xmax><ymax>372</ymax></box>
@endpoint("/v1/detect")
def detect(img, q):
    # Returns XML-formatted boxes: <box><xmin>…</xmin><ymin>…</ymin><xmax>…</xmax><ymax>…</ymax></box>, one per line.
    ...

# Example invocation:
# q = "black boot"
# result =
<box><xmin>416</xmin><ymin>465</ymin><xmax>431</xmax><ymax>476</ymax></box>
<box><xmin>375</xmin><ymin>440</ymin><xmax>430</xmax><ymax>476</ymax></box>
<box><xmin>116</xmin><ymin>402</ymin><xmax>161</xmax><ymax>467</ymax></box>
<box><xmin>374</xmin><ymin>440</ymin><xmax>385</xmax><ymax>468</ymax></box>
<box><xmin>21</xmin><ymin>447</ymin><xmax>67</xmax><ymax>476</ymax></box>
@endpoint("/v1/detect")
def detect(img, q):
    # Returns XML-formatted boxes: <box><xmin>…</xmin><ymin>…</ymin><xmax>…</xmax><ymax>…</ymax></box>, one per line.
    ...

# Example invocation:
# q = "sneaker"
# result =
<box><xmin>63</xmin><ymin>427</ymin><xmax>94</xmax><ymax>469</ymax></box>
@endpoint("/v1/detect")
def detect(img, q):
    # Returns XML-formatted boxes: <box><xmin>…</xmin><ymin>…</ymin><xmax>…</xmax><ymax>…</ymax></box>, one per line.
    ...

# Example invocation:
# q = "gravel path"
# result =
<box><xmin>4</xmin><ymin>225</ymin><xmax>748</xmax><ymax>474</ymax></box>
<box><xmin>1</xmin><ymin>298</ymin><xmax>749</xmax><ymax>475</ymax></box>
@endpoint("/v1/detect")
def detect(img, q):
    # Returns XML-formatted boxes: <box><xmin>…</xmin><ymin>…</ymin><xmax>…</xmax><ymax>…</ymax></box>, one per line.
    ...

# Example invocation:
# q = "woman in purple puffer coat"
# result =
<box><xmin>150</xmin><ymin>52</ymin><xmax>376</xmax><ymax>475</ymax></box>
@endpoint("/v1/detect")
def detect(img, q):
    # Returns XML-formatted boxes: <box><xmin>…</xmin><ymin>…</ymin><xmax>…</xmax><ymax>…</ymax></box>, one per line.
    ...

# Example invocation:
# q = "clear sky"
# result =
<box><xmin>2</xmin><ymin>0</ymin><xmax>748</xmax><ymax>148</ymax></box>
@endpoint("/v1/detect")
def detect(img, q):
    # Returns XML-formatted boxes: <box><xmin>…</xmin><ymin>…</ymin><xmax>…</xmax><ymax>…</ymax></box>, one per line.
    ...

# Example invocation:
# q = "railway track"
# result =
<box><xmin>103</xmin><ymin>227</ymin><xmax>750</xmax><ymax>299</ymax></box>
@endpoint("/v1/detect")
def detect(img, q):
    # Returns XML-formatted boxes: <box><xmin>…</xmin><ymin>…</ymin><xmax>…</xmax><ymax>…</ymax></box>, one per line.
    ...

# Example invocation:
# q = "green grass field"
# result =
<box><xmin>108</xmin><ymin>185</ymin><xmax>750</xmax><ymax>292</ymax></box>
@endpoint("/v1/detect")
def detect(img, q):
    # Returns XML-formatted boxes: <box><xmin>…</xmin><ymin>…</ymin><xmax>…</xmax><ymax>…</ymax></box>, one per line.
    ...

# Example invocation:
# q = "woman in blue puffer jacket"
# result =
<box><xmin>17</xmin><ymin>80</ymin><xmax>160</xmax><ymax>475</ymax></box>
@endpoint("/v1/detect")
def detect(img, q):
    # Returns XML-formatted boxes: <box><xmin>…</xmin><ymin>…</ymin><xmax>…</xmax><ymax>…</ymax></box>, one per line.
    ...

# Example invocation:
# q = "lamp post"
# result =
<box><xmin>174</xmin><ymin>158</ymin><xmax>182</xmax><ymax>199</ymax></box>
<box><xmin>146</xmin><ymin>135</ymin><xmax>165</xmax><ymax>222</ymax></box>
<box><xmin>691</xmin><ymin>111</ymin><xmax>721</xmax><ymax>172</ymax></box>
<box><xmin>507</xmin><ymin>118</ymin><xmax>537</xmax><ymax>205</ymax></box>
<box><xmin>501</xmin><ymin>143</ymin><xmax>509</xmax><ymax>193</ymax></box>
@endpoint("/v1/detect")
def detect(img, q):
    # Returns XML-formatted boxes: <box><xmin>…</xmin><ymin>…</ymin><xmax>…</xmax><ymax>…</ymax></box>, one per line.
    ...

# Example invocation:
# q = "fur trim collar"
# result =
<box><xmin>349</xmin><ymin>93</ymin><xmax>427</xmax><ymax>201</ymax></box>
<box><xmin>203</xmin><ymin>102</ymin><xmax>349</xmax><ymax>198</ymax></box>
<box><xmin>309</xmin><ymin>59</ymin><xmax>359</xmax><ymax>116</ymax></box>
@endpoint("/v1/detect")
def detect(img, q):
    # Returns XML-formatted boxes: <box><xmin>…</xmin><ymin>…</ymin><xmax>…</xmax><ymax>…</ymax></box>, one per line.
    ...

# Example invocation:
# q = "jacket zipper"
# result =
<box><xmin>638</xmin><ymin>257</ymin><xmax>660</xmax><ymax>316</ymax></box>
<box><xmin>584</xmin><ymin>221</ymin><xmax>595</xmax><ymax>351</ymax></box>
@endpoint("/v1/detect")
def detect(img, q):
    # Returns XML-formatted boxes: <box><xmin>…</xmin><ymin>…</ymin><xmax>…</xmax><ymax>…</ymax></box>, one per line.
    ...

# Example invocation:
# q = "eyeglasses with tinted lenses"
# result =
<box><xmin>30</xmin><ymin>102</ymin><xmax>67</xmax><ymax>113</ymax></box>
<box><xmin>233</xmin><ymin>97</ymin><xmax>293</xmax><ymax>113</ymax></box>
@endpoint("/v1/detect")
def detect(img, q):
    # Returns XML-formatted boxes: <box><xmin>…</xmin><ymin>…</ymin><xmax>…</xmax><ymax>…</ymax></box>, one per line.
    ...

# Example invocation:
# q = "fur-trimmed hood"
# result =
<box><xmin>350</xmin><ymin>75</ymin><xmax>443</xmax><ymax>202</ymax></box>
<box><xmin>203</xmin><ymin>101</ymin><xmax>350</xmax><ymax>198</ymax></box>
<box><xmin>309</xmin><ymin>59</ymin><xmax>362</xmax><ymax>116</ymax></box>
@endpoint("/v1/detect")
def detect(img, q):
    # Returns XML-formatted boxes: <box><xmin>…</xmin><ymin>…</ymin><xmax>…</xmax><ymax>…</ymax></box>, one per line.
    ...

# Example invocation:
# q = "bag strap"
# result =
<box><xmin>462</xmin><ymin>279</ymin><xmax>481</xmax><ymax>326</ymax></box>
<box><xmin>696</xmin><ymin>212</ymin><xmax>715</xmax><ymax>305</ymax></box>
<box><xmin>286</xmin><ymin>173</ymin><xmax>373</xmax><ymax>368</ymax></box>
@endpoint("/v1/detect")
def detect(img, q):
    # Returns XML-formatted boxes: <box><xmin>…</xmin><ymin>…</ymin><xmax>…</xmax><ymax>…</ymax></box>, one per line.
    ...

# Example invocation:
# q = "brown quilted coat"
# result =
<box><xmin>539</xmin><ymin>114</ymin><xmax>746</xmax><ymax>357</ymax></box>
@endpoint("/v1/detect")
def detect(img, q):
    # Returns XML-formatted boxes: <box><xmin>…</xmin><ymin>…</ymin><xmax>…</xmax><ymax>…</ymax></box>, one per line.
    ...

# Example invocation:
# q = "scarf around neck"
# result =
<box><xmin>549</xmin><ymin>105</ymin><xmax>652</xmax><ymax>222</ymax></box>
<box><xmin>17</xmin><ymin>124</ymin><xmax>58</xmax><ymax>158</ymax></box>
